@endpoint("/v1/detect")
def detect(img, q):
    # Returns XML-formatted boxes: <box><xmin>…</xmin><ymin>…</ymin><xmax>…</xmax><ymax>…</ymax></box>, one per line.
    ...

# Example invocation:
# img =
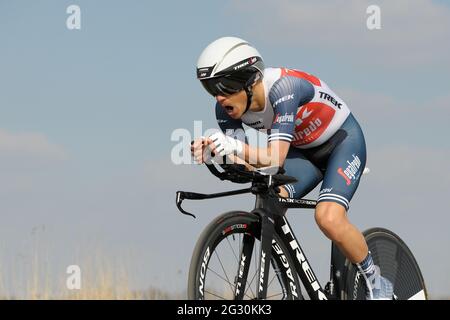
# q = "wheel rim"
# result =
<box><xmin>346</xmin><ymin>230</ymin><xmax>427</xmax><ymax>300</ymax></box>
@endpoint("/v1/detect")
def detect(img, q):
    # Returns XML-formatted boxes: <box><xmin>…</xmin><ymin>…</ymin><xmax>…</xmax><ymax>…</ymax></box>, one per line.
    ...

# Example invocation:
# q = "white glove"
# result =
<box><xmin>209</xmin><ymin>132</ymin><xmax>244</xmax><ymax>157</ymax></box>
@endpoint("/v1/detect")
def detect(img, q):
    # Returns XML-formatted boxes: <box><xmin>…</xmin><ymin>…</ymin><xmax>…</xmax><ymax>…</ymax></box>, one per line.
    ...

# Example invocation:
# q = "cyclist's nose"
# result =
<box><xmin>216</xmin><ymin>95</ymin><xmax>227</xmax><ymax>105</ymax></box>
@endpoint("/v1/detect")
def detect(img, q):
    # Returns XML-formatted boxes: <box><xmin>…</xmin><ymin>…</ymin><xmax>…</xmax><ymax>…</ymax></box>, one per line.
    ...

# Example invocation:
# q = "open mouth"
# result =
<box><xmin>224</xmin><ymin>106</ymin><xmax>234</xmax><ymax>114</ymax></box>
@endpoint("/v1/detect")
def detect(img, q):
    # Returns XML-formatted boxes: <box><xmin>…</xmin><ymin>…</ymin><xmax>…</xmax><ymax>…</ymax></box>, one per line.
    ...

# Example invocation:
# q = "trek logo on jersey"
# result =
<box><xmin>273</xmin><ymin>94</ymin><xmax>294</xmax><ymax>107</ymax></box>
<box><xmin>292</xmin><ymin>103</ymin><xmax>335</xmax><ymax>146</ymax></box>
<box><xmin>337</xmin><ymin>154</ymin><xmax>361</xmax><ymax>186</ymax></box>
<box><xmin>273</xmin><ymin>112</ymin><xmax>294</xmax><ymax>124</ymax></box>
<box><xmin>319</xmin><ymin>91</ymin><xmax>342</xmax><ymax>109</ymax></box>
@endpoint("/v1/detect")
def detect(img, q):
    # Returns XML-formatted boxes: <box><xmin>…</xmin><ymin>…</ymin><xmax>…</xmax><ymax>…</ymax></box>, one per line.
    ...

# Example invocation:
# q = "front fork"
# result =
<box><xmin>233</xmin><ymin>212</ymin><xmax>275</xmax><ymax>300</ymax></box>
<box><xmin>256</xmin><ymin>214</ymin><xmax>275</xmax><ymax>299</ymax></box>
<box><xmin>234</xmin><ymin>234</ymin><xmax>254</xmax><ymax>299</ymax></box>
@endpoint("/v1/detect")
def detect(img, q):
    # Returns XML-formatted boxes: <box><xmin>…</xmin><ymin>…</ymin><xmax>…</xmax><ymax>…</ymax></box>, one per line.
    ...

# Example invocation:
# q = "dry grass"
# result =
<box><xmin>0</xmin><ymin>250</ymin><xmax>183</xmax><ymax>300</ymax></box>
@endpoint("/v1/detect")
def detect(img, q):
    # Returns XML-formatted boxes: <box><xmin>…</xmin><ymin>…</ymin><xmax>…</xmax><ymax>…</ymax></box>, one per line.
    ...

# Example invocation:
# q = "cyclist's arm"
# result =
<box><xmin>241</xmin><ymin>76</ymin><xmax>315</xmax><ymax>167</ymax></box>
<box><xmin>191</xmin><ymin>103</ymin><xmax>245</xmax><ymax>163</ymax></box>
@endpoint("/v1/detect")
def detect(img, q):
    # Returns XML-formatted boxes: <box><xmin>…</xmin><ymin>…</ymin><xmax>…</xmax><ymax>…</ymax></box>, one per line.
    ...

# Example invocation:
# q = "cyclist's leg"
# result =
<box><xmin>314</xmin><ymin>114</ymin><xmax>392</xmax><ymax>299</ymax></box>
<box><xmin>315</xmin><ymin>113</ymin><xmax>367</xmax><ymax>263</ymax></box>
<box><xmin>281</xmin><ymin>147</ymin><xmax>323</xmax><ymax>199</ymax></box>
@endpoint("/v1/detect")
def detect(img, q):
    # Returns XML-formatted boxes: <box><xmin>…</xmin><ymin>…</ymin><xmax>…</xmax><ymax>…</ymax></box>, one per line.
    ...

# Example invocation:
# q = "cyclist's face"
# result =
<box><xmin>215</xmin><ymin>89</ymin><xmax>247</xmax><ymax>119</ymax></box>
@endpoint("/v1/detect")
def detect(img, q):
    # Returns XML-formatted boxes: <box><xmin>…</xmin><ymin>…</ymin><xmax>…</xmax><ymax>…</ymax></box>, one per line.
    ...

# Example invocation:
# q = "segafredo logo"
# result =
<box><xmin>292</xmin><ymin>102</ymin><xmax>335</xmax><ymax>146</ymax></box>
<box><xmin>273</xmin><ymin>112</ymin><xmax>294</xmax><ymax>124</ymax></box>
<box><xmin>337</xmin><ymin>154</ymin><xmax>362</xmax><ymax>186</ymax></box>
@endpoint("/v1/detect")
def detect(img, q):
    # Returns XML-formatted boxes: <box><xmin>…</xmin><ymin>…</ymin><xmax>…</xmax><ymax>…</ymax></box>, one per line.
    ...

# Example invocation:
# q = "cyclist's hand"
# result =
<box><xmin>191</xmin><ymin>137</ymin><xmax>214</xmax><ymax>164</ymax></box>
<box><xmin>208</xmin><ymin>132</ymin><xmax>243</xmax><ymax>157</ymax></box>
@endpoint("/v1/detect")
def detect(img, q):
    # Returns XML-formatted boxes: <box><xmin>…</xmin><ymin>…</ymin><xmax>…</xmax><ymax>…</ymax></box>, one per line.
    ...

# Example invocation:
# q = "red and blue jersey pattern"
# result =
<box><xmin>216</xmin><ymin>67</ymin><xmax>350</xmax><ymax>149</ymax></box>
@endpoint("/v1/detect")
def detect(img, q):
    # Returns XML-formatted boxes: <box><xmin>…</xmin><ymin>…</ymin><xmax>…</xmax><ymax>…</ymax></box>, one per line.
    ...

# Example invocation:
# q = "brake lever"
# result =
<box><xmin>176</xmin><ymin>191</ymin><xmax>196</xmax><ymax>218</ymax></box>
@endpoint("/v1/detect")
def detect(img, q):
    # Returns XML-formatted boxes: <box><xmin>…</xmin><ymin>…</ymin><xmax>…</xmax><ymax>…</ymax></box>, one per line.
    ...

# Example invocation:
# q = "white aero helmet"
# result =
<box><xmin>196</xmin><ymin>37</ymin><xmax>264</xmax><ymax>110</ymax></box>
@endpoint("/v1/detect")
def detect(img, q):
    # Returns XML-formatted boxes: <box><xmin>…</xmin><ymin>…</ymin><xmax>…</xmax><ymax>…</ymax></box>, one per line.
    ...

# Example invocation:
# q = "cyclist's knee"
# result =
<box><xmin>315</xmin><ymin>202</ymin><xmax>347</xmax><ymax>241</ymax></box>
<box><xmin>278</xmin><ymin>186</ymin><xmax>289</xmax><ymax>198</ymax></box>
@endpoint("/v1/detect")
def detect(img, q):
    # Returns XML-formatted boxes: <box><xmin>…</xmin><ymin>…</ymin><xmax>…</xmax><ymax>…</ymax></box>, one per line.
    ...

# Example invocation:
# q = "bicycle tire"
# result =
<box><xmin>342</xmin><ymin>227</ymin><xmax>427</xmax><ymax>300</ymax></box>
<box><xmin>187</xmin><ymin>211</ymin><xmax>302</xmax><ymax>300</ymax></box>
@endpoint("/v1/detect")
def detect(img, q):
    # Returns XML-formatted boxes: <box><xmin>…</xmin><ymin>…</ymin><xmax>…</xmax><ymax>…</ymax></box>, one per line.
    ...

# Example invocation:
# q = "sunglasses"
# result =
<box><xmin>200</xmin><ymin>68</ymin><xmax>259</xmax><ymax>97</ymax></box>
<box><xmin>201</xmin><ymin>77</ymin><xmax>245</xmax><ymax>97</ymax></box>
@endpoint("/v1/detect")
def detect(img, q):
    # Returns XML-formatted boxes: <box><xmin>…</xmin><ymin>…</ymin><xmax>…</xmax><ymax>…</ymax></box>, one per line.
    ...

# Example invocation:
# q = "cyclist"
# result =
<box><xmin>191</xmin><ymin>37</ymin><xmax>393</xmax><ymax>300</ymax></box>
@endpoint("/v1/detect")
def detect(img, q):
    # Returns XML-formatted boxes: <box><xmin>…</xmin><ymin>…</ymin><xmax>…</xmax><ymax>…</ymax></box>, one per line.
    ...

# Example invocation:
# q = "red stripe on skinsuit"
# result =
<box><xmin>337</xmin><ymin>168</ymin><xmax>351</xmax><ymax>186</ymax></box>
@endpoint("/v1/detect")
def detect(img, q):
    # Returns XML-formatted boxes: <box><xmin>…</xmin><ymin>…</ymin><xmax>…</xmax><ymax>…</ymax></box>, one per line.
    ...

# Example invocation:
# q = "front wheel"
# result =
<box><xmin>342</xmin><ymin>227</ymin><xmax>428</xmax><ymax>300</ymax></box>
<box><xmin>187</xmin><ymin>211</ymin><xmax>302</xmax><ymax>300</ymax></box>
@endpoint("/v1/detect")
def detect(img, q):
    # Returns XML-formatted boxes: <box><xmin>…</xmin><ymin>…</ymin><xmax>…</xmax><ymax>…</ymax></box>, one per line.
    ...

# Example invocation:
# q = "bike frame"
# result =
<box><xmin>176</xmin><ymin>185</ymin><xmax>348</xmax><ymax>300</ymax></box>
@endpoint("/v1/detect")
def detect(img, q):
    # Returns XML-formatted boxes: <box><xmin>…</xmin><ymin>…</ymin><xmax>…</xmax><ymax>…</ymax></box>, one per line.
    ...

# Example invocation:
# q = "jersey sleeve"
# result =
<box><xmin>215</xmin><ymin>102</ymin><xmax>246</xmax><ymax>142</ymax></box>
<box><xmin>268</xmin><ymin>76</ymin><xmax>315</xmax><ymax>143</ymax></box>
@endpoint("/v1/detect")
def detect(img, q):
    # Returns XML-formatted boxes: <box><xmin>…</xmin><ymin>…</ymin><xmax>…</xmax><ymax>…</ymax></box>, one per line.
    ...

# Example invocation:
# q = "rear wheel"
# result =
<box><xmin>187</xmin><ymin>211</ymin><xmax>302</xmax><ymax>300</ymax></box>
<box><xmin>342</xmin><ymin>227</ymin><xmax>427</xmax><ymax>300</ymax></box>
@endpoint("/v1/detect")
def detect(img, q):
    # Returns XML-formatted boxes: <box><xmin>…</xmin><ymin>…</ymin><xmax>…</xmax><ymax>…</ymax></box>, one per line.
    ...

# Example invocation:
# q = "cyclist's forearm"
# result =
<box><xmin>241</xmin><ymin>143</ymin><xmax>280</xmax><ymax>167</ymax></box>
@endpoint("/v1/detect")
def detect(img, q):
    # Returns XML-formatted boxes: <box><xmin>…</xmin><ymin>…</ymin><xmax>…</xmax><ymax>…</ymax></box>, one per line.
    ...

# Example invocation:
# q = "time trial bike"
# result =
<box><xmin>176</xmin><ymin>158</ymin><xmax>427</xmax><ymax>300</ymax></box>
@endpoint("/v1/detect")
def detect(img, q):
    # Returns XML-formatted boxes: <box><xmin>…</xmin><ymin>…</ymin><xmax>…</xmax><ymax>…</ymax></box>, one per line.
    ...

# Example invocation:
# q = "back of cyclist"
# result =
<box><xmin>191</xmin><ymin>36</ymin><xmax>393</xmax><ymax>300</ymax></box>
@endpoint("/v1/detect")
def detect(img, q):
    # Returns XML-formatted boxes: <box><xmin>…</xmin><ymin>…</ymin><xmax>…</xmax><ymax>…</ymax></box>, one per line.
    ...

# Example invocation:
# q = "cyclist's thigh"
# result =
<box><xmin>283</xmin><ymin>147</ymin><xmax>323</xmax><ymax>199</ymax></box>
<box><xmin>318</xmin><ymin>114</ymin><xmax>367</xmax><ymax>211</ymax></box>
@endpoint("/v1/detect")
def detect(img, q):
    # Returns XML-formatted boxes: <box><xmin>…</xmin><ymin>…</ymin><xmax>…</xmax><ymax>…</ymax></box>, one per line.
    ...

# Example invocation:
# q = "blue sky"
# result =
<box><xmin>1</xmin><ymin>0</ymin><xmax>449</xmax><ymax>298</ymax></box>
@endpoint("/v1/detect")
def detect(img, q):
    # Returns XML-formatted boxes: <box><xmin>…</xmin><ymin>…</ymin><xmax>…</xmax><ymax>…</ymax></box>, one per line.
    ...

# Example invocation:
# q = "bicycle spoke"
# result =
<box><xmin>207</xmin><ymin>266</ymin><xmax>233</xmax><ymax>285</ymax></box>
<box><xmin>204</xmin><ymin>289</ymin><xmax>227</xmax><ymax>300</ymax></box>
<box><xmin>229</xmin><ymin>233</ymin><xmax>258</xmax><ymax>299</ymax></box>
<box><xmin>266</xmin><ymin>292</ymin><xmax>284</xmax><ymax>299</ymax></box>
<box><xmin>243</xmin><ymin>266</ymin><xmax>258</xmax><ymax>299</ymax></box>
<box><xmin>207</xmin><ymin>265</ymin><xmax>255</xmax><ymax>300</ymax></box>
<box><xmin>242</xmin><ymin>241</ymin><xmax>262</xmax><ymax>299</ymax></box>
<box><xmin>225</xmin><ymin>235</ymin><xmax>240</xmax><ymax>264</ymax></box>
<box><xmin>214</xmin><ymin>248</ymin><xmax>236</xmax><ymax>296</ymax></box>
<box><xmin>267</xmin><ymin>272</ymin><xmax>277</xmax><ymax>289</ymax></box>
<box><xmin>267</xmin><ymin>270</ymin><xmax>284</xmax><ymax>300</ymax></box>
